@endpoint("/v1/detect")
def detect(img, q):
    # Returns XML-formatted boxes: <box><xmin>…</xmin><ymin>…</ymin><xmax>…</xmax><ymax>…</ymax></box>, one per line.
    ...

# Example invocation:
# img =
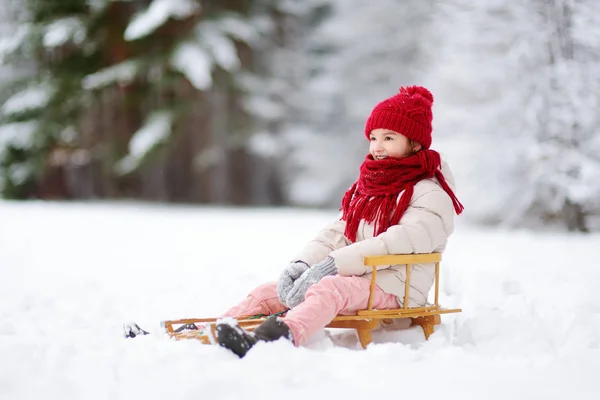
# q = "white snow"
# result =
<box><xmin>124</xmin><ymin>0</ymin><xmax>198</xmax><ymax>41</ymax></box>
<box><xmin>0</xmin><ymin>201</ymin><xmax>598</xmax><ymax>399</ymax></box>
<box><xmin>217</xmin><ymin>15</ymin><xmax>262</xmax><ymax>44</ymax></box>
<box><xmin>247</xmin><ymin>132</ymin><xmax>281</xmax><ymax>158</ymax></box>
<box><xmin>168</xmin><ymin>15</ymin><xmax>260</xmax><ymax>91</ymax></box>
<box><xmin>6</xmin><ymin>162</ymin><xmax>32</xmax><ymax>185</ymax></box>
<box><xmin>1</xmin><ymin>84</ymin><xmax>52</xmax><ymax>116</ymax></box>
<box><xmin>43</xmin><ymin>17</ymin><xmax>85</xmax><ymax>48</ymax></box>
<box><xmin>87</xmin><ymin>0</ymin><xmax>109</xmax><ymax>13</ymax></box>
<box><xmin>129</xmin><ymin>111</ymin><xmax>173</xmax><ymax>158</ymax></box>
<box><xmin>0</xmin><ymin>25</ymin><xmax>29</xmax><ymax>63</ymax></box>
<box><xmin>170</xmin><ymin>42</ymin><xmax>213</xmax><ymax>90</ymax></box>
<box><xmin>195</xmin><ymin>23</ymin><xmax>240</xmax><ymax>71</ymax></box>
<box><xmin>0</xmin><ymin>121</ymin><xmax>37</xmax><ymax>155</ymax></box>
<box><xmin>114</xmin><ymin>111</ymin><xmax>173</xmax><ymax>174</ymax></box>
<box><xmin>82</xmin><ymin>60</ymin><xmax>140</xmax><ymax>90</ymax></box>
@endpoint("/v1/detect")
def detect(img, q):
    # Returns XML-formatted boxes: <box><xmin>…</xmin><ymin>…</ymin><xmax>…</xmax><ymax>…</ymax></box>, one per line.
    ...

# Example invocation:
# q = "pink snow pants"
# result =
<box><xmin>221</xmin><ymin>275</ymin><xmax>399</xmax><ymax>346</ymax></box>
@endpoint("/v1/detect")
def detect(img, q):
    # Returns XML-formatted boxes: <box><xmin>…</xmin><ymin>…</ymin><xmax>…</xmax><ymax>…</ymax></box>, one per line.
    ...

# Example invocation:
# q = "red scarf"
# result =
<box><xmin>340</xmin><ymin>150</ymin><xmax>464</xmax><ymax>243</ymax></box>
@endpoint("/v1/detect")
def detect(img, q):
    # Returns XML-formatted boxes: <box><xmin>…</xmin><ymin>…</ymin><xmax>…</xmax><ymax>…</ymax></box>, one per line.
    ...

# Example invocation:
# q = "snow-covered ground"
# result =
<box><xmin>1</xmin><ymin>201</ymin><xmax>599</xmax><ymax>400</ymax></box>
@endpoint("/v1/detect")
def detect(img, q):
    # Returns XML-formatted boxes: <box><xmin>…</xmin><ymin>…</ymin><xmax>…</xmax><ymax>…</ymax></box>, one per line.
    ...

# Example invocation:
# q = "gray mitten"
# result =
<box><xmin>277</xmin><ymin>261</ymin><xmax>310</xmax><ymax>306</ymax></box>
<box><xmin>285</xmin><ymin>257</ymin><xmax>338</xmax><ymax>308</ymax></box>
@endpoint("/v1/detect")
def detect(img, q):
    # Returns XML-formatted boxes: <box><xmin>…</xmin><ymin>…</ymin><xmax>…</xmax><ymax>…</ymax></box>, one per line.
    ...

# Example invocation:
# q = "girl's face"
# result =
<box><xmin>369</xmin><ymin>128</ymin><xmax>420</xmax><ymax>160</ymax></box>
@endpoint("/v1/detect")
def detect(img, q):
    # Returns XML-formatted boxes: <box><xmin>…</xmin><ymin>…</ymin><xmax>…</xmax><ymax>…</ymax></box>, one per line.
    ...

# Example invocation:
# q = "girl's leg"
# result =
<box><xmin>220</xmin><ymin>282</ymin><xmax>288</xmax><ymax>318</ymax></box>
<box><xmin>283</xmin><ymin>275</ymin><xmax>399</xmax><ymax>345</ymax></box>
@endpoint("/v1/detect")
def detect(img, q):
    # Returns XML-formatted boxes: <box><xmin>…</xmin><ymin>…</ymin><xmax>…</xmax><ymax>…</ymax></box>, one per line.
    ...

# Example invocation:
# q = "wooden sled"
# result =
<box><xmin>162</xmin><ymin>253</ymin><xmax>461</xmax><ymax>349</ymax></box>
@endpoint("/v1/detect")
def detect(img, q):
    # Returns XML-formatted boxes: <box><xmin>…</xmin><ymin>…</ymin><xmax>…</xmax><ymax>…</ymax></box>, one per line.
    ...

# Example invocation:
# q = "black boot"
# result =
<box><xmin>123</xmin><ymin>322</ymin><xmax>149</xmax><ymax>338</ymax></box>
<box><xmin>216</xmin><ymin>316</ymin><xmax>293</xmax><ymax>358</ymax></box>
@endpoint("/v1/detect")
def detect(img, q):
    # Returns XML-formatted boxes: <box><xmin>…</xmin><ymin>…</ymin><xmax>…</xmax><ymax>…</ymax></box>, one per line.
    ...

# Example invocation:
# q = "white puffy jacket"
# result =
<box><xmin>292</xmin><ymin>161</ymin><xmax>458</xmax><ymax>307</ymax></box>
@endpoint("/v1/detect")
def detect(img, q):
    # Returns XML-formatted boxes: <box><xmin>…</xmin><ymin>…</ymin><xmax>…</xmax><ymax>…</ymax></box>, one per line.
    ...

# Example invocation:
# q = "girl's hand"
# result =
<box><xmin>285</xmin><ymin>257</ymin><xmax>338</xmax><ymax>308</ymax></box>
<box><xmin>277</xmin><ymin>261</ymin><xmax>310</xmax><ymax>306</ymax></box>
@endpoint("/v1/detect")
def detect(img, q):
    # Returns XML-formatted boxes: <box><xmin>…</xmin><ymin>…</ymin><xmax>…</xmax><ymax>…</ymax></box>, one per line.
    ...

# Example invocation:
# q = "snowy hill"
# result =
<box><xmin>1</xmin><ymin>201</ymin><xmax>599</xmax><ymax>399</ymax></box>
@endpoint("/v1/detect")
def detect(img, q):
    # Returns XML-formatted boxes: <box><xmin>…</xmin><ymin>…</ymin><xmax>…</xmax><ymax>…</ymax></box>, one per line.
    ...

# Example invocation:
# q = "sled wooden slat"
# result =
<box><xmin>342</xmin><ymin>307</ymin><xmax>462</xmax><ymax>320</ymax></box>
<box><xmin>363</xmin><ymin>253</ymin><xmax>441</xmax><ymax>266</ymax></box>
<box><xmin>367</xmin><ymin>265</ymin><xmax>377</xmax><ymax>311</ymax></box>
<box><xmin>435</xmin><ymin>261</ymin><xmax>440</xmax><ymax>305</ymax></box>
<box><xmin>162</xmin><ymin>316</ymin><xmax>266</xmax><ymax>329</ymax></box>
<box><xmin>403</xmin><ymin>263</ymin><xmax>411</xmax><ymax>309</ymax></box>
<box><xmin>162</xmin><ymin>252</ymin><xmax>461</xmax><ymax>349</ymax></box>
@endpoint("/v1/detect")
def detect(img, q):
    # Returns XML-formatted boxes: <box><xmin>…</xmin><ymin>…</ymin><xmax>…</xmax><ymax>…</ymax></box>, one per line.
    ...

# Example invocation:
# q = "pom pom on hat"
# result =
<box><xmin>400</xmin><ymin>85</ymin><xmax>434</xmax><ymax>103</ymax></box>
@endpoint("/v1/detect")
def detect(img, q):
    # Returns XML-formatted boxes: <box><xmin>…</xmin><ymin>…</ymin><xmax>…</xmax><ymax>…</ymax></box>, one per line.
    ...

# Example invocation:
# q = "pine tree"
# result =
<box><xmin>1</xmin><ymin>0</ymin><xmax>131</xmax><ymax>199</ymax></box>
<box><xmin>0</xmin><ymin>0</ymin><xmax>317</xmax><ymax>204</ymax></box>
<box><xmin>0</xmin><ymin>0</ymin><xmax>44</xmax><ymax>198</ymax></box>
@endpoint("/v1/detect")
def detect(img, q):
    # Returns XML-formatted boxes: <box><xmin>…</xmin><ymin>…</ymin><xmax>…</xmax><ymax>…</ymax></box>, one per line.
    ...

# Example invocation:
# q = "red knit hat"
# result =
<box><xmin>364</xmin><ymin>86</ymin><xmax>434</xmax><ymax>149</ymax></box>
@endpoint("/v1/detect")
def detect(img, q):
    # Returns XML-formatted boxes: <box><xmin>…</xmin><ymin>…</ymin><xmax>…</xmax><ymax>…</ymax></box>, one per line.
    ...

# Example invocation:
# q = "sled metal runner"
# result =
<box><xmin>162</xmin><ymin>253</ymin><xmax>461</xmax><ymax>348</ymax></box>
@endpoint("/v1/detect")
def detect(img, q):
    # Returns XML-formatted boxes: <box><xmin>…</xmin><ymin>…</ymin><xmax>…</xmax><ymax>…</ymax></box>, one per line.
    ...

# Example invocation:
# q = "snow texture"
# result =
<box><xmin>193</xmin><ymin>22</ymin><xmax>242</xmax><ymax>71</ymax></box>
<box><xmin>43</xmin><ymin>17</ymin><xmax>85</xmax><ymax>48</ymax></box>
<box><xmin>0</xmin><ymin>121</ymin><xmax>37</xmax><ymax>155</ymax></box>
<box><xmin>115</xmin><ymin>110</ymin><xmax>173</xmax><ymax>174</ymax></box>
<box><xmin>1</xmin><ymin>84</ymin><xmax>52</xmax><ymax>115</ymax></box>
<box><xmin>0</xmin><ymin>202</ymin><xmax>598</xmax><ymax>399</ymax></box>
<box><xmin>124</xmin><ymin>0</ymin><xmax>198</xmax><ymax>41</ymax></box>
<box><xmin>81</xmin><ymin>60</ymin><xmax>139</xmax><ymax>90</ymax></box>
<box><xmin>171</xmin><ymin>21</ymin><xmax>245</xmax><ymax>91</ymax></box>
<box><xmin>6</xmin><ymin>162</ymin><xmax>31</xmax><ymax>184</ymax></box>
<box><xmin>0</xmin><ymin>25</ymin><xmax>29</xmax><ymax>63</ymax></box>
<box><xmin>247</xmin><ymin>132</ymin><xmax>281</xmax><ymax>158</ymax></box>
<box><xmin>170</xmin><ymin>42</ymin><xmax>213</xmax><ymax>90</ymax></box>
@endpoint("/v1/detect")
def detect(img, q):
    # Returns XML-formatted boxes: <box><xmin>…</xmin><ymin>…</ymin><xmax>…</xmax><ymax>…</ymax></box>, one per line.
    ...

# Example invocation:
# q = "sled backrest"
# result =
<box><xmin>363</xmin><ymin>252</ymin><xmax>442</xmax><ymax>310</ymax></box>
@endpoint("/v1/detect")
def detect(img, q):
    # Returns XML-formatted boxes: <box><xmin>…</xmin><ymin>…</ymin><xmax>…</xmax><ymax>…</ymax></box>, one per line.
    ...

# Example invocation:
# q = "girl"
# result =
<box><xmin>215</xmin><ymin>85</ymin><xmax>464</xmax><ymax>357</ymax></box>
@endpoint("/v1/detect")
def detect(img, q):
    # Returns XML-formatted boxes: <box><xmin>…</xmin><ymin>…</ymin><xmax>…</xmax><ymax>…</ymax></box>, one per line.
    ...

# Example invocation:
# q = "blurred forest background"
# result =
<box><xmin>1</xmin><ymin>0</ymin><xmax>599</xmax><ymax>232</ymax></box>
